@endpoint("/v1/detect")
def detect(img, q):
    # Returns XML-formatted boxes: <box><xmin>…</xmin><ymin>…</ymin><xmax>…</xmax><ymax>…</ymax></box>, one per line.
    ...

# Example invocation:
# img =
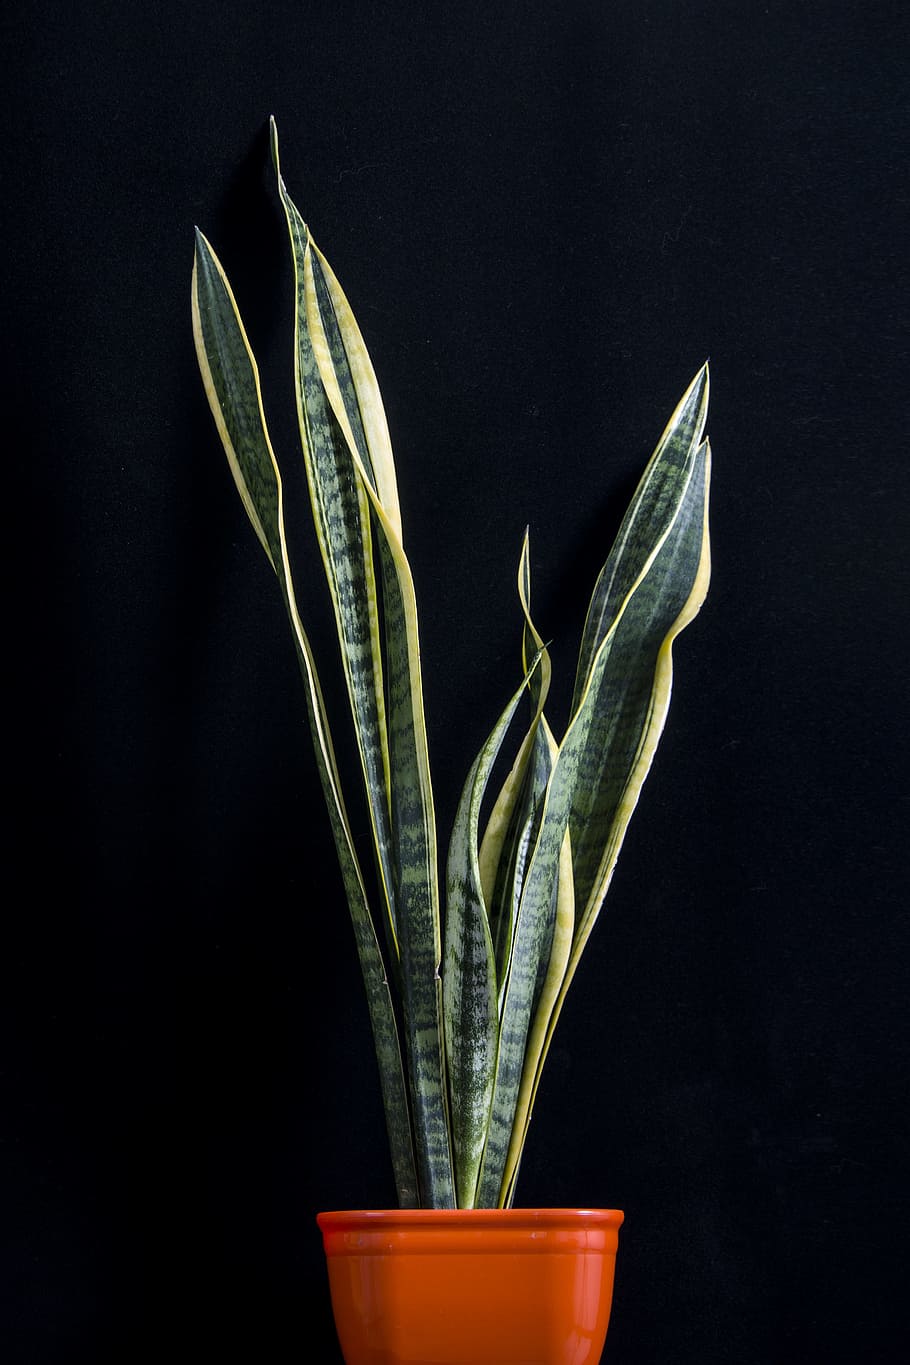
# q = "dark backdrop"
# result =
<box><xmin>4</xmin><ymin>1</ymin><xmax>907</xmax><ymax>1361</ymax></box>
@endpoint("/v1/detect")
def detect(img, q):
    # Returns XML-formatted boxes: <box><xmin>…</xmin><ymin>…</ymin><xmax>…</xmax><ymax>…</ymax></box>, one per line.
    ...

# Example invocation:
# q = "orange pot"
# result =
<box><xmin>317</xmin><ymin>1207</ymin><xmax>624</xmax><ymax>1365</ymax></box>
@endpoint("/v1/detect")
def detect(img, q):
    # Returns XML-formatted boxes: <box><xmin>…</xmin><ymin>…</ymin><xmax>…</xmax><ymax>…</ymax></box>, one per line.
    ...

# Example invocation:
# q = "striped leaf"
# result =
<box><xmin>476</xmin><ymin>422</ymin><xmax>711</xmax><ymax>1207</ymax></box>
<box><xmin>194</xmin><ymin>123</ymin><xmax>713</xmax><ymax>1213</ymax></box>
<box><xmin>271</xmin><ymin>121</ymin><xmax>454</xmax><ymax>1208</ymax></box>
<box><xmin>271</xmin><ymin>132</ymin><xmax>398</xmax><ymax>967</ymax></box>
<box><xmin>191</xmin><ymin>232</ymin><xmax>418</xmax><ymax>1206</ymax></box>
<box><xmin>501</xmin><ymin>817</ymin><xmax>574</xmax><ymax>1208</ymax></box>
<box><xmin>569</xmin><ymin>365</ymin><xmax>709</xmax><ymax>924</ymax></box>
<box><xmin>524</xmin><ymin>438</ymin><xmax>712</xmax><ymax>1157</ymax></box>
<box><xmin>489</xmin><ymin>724</ymin><xmax>553</xmax><ymax>1002</ymax></box>
<box><xmin>478</xmin><ymin>534</ymin><xmax>553</xmax><ymax>995</ymax></box>
<box><xmin>443</xmin><ymin>667</ymin><xmax>538</xmax><ymax>1208</ymax></box>
<box><xmin>473</xmin><ymin>536</ymin><xmax>574</xmax><ymax>1206</ymax></box>
<box><xmin>497</xmin><ymin>540</ymin><xmax>576</xmax><ymax>1205</ymax></box>
<box><xmin>572</xmin><ymin>365</ymin><xmax>709</xmax><ymax>716</ymax></box>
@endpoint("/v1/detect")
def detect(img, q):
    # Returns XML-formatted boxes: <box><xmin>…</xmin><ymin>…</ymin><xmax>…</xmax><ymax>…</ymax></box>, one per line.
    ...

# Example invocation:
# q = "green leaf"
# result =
<box><xmin>525</xmin><ymin>438</ymin><xmax>711</xmax><ymax>1168</ymax></box>
<box><xmin>476</xmin><ymin>427</ymin><xmax>711</xmax><ymax>1208</ymax></box>
<box><xmin>372</xmin><ymin>530</ymin><xmax>454</xmax><ymax>1205</ymax></box>
<box><xmin>478</xmin><ymin>533</ymin><xmax>553</xmax><ymax>996</ymax></box>
<box><xmin>191</xmin><ymin>229</ymin><xmax>282</xmax><ymax>570</ymax></box>
<box><xmin>191</xmin><ymin>230</ymin><xmax>419</xmax><ymax>1206</ymax></box>
<box><xmin>569</xmin><ymin>365</ymin><xmax>709</xmax><ymax>920</ymax></box>
<box><xmin>573</xmin><ymin>434</ymin><xmax>711</xmax><ymax>934</ymax></box>
<box><xmin>271</xmin><ymin>134</ymin><xmax>398</xmax><ymax>966</ymax></box>
<box><xmin>500</xmin><ymin>812</ymin><xmax>574</xmax><ymax>1208</ymax></box>
<box><xmin>443</xmin><ymin>664</ymin><xmax>540</xmax><ymax>1208</ymax></box>
<box><xmin>196</xmin><ymin>127</ymin><xmax>713</xmax><ymax>1214</ymax></box>
<box><xmin>489</xmin><ymin>724</ymin><xmax>553</xmax><ymax>1002</ymax></box>
<box><xmin>271</xmin><ymin>121</ymin><xmax>454</xmax><ymax>1208</ymax></box>
<box><xmin>572</xmin><ymin>364</ymin><xmax>709</xmax><ymax>715</ymax></box>
<box><xmin>476</xmin><ymin>605</ymin><xmax>574</xmax><ymax>1208</ymax></box>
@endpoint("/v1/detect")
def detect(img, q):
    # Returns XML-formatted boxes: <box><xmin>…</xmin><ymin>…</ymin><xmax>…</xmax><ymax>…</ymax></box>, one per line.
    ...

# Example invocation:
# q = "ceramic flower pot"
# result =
<box><xmin>317</xmin><ymin>1207</ymin><xmax>623</xmax><ymax>1365</ymax></box>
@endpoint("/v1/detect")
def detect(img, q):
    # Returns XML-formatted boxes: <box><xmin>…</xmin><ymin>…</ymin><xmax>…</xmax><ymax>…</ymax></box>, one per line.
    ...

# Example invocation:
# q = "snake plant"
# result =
<box><xmin>192</xmin><ymin>119</ymin><xmax>711</xmax><ymax>1210</ymax></box>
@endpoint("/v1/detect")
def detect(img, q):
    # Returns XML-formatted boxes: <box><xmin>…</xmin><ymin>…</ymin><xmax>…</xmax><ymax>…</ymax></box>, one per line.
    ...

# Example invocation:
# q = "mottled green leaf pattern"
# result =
<box><xmin>374</xmin><ymin>528</ymin><xmax>453</xmax><ymax>1205</ymax></box>
<box><xmin>191</xmin><ymin>232</ymin><xmax>282</xmax><ymax>568</ymax></box>
<box><xmin>477</xmin><ymin>425</ymin><xmax>710</xmax><ymax>1207</ymax></box>
<box><xmin>489</xmin><ymin>725</ymin><xmax>552</xmax><ymax>999</ymax></box>
<box><xmin>191</xmin><ymin>234</ymin><xmax>418</xmax><ymax>1206</ymax></box>
<box><xmin>272</xmin><ymin>122</ymin><xmax>453</xmax><ymax>1207</ymax></box>
<box><xmin>194</xmin><ymin>121</ymin><xmax>712</xmax><ymax>1211</ymax></box>
<box><xmin>444</xmin><ymin>665</ymin><xmax>539</xmax><ymax>1208</ymax></box>
<box><xmin>272</xmin><ymin>143</ymin><xmax>397</xmax><ymax>956</ymax></box>
<box><xmin>569</xmin><ymin>367</ymin><xmax>709</xmax><ymax>919</ymax></box>
<box><xmin>501</xmin><ymin>814</ymin><xmax>574</xmax><ymax>1208</ymax></box>
<box><xmin>523</xmin><ymin>439</ymin><xmax>712</xmax><ymax>1181</ymax></box>
<box><xmin>478</xmin><ymin>534</ymin><xmax>553</xmax><ymax>996</ymax></box>
<box><xmin>572</xmin><ymin>365</ymin><xmax>709</xmax><ymax>714</ymax></box>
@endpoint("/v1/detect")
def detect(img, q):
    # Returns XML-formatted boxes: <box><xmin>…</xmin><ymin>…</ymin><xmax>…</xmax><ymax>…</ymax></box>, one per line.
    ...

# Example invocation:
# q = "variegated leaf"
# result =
<box><xmin>443</xmin><ymin>667</ymin><xmax>538</xmax><ymax>1208</ymax></box>
<box><xmin>191</xmin><ymin>232</ymin><xmax>418</xmax><ymax>1205</ymax></box>
<box><xmin>489</xmin><ymin>725</ymin><xmax>553</xmax><ymax>1002</ymax></box>
<box><xmin>574</xmin><ymin>435</ymin><xmax>712</xmax><ymax>941</ymax></box>
<box><xmin>272</xmin><ymin>132</ymin><xmax>398</xmax><ymax>965</ymax></box>
<box><xmin>477</xmin><ymin>430</ymin><xmax>710</xmax><ymax>1207</ymax></box>
<box><xmin>526</xmin><ymin>439</ymin><xmax>711</xmax><ymax>1156</ymax></box>
<box><xmin>501</xmin><ymin>813</ymin><xmax>574</xmax><ymax>1208</ymax></box>
<box><xmin>271</xmin><ymin>121</ymin><xmax>454</xmax><ymax>1207</ymax></box>
<box><xmin>478</xmin><ymin>533</ymin><xmax>553</xmax><ymax>994</ymax></box>
<box><xmin>572</xmin><ymin>364</ymin><xmax>709</xmax><ymax>715</ymax></box>
<box><xmin>569</xmin><ymin>364</ymin><xmax>708</xmax><ymax>919</ymax></box>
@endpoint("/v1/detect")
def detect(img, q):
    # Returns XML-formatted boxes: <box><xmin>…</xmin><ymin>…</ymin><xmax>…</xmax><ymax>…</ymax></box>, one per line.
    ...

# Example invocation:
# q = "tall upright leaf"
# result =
<box><xmin>571</xmin><ymin>365</ymin><xmax>709</xmax><ymax>715</ymax></box>
<box><xmin>500</xmin><ymin>819</ymin><xmax>574</xmax><ymax>1208</ymax></box>
<box><xmin>444</xmin><ymin>666</ymin><xmax>539</xmax><ymax>1208</ymax></box>
<box><xmin>191</xmin><ymin>233</ymin><xmax>418</xmax><ymax>1205</ymax></box>
<box><xmin>271</xmin><ymin>135</ymin><xmax>398</xmax><ymax>966</ymax></box>
<box><xmin>478</xmin><ymin>534</ymin><xmax>553</xmax><ymax>994</ymax></box>
<box><xmin>487</xmin><ymin>538</ymin><xmax>575</xmax><ymax>1205</ymax></box>
<box><xmin>194</xmin><ymin>123</ymin><xmax>713</xmax><ymax>1213</ymax></box>
<box><xmin>271</xmin><ymin>122</ymin><xmax>454</xmax><ymax>1207</ymax></box>
<box><xmin>569</xmin><ymin>365</ymin><xmax>709</xmax><ymax>923</ymax></box>
<box><xmin>477</xmin><ymin>427</ymin><xmax>710</xmax><ymax>1207</ymax></box>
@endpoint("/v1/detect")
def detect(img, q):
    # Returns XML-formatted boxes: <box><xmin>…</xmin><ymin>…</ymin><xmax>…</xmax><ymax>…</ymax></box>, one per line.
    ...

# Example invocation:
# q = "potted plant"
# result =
<box><xmin>192</xmin><ymin>118</ymin><xmax>711</xmax><ymax>1365</ymax></box>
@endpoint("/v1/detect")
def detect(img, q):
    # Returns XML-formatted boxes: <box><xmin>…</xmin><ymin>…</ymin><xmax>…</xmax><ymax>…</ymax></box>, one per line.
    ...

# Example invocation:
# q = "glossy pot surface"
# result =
<box><xmin>317</xmin><ymin>1207</ymin><xmax>623</xmax><ymax>1365</ymax></box>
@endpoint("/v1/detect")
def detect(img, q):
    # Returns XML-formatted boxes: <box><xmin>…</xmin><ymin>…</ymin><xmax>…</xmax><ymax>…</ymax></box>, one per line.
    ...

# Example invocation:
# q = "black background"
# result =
<box><xmin>3</xmin><ymin>1</ymin><xmax>907</xmax><ymax>1361</ymax></box>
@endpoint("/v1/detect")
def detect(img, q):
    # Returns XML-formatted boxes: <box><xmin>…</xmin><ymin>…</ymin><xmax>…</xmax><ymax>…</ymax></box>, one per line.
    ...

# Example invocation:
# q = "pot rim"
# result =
<box><xmin>318</xmin><ymin>1207</ymin><xmax>623</xmax><ymax>1229</ymax></box>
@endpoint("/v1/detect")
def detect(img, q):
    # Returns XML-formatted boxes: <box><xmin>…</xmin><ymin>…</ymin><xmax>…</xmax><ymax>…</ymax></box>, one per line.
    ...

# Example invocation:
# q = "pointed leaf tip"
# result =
<box><xmin>194</xmin><ymin>225</ymin><xmax>215</xmax><ymax>255</ymax></box>
<box><xmin>269</xmin><ymin>115</ymin><xmax>281</xmax><ymax>173</ymax></box>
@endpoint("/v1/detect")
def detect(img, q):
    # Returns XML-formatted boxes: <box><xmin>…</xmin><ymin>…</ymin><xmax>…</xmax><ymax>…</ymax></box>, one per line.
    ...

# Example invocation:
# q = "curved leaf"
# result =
<box><xmin>271</xmin><ymin>131</ymin><xmax>398</xmax><ymax>964</ymax></box>
<box><xmin>271</xmin><ymin>122</ymin><xmax>453</xmax><ymax>1207</ymax></box>
<box><xmin>478</xmin><ymin>532</ymin><xmax>553</xmax><ymax>992</ymax></box>
<box><xmin>570</xmin><ymin>431</ymin><xmax>711</xmax><ymax>930</ymax></box>
<box><xmin>191</xmin><ymin>232</ymin><xmax>418</xmax><ymax>1205</ymax></box>
<box><xmin>501</xmin><ymin>812</ymin><xmax>574</xmax><ymax>1208</ymax></box>
<box><xmin>443</xmin><ymin>667</ymin><xmax>538</xmax><ymax>1208</ymax></box>
<box><xmin>528</xmin><ymin>438</ymin><xmax>712</xmax><ymax>1161</ymax></box>
<box><xmin>477</xmin><ymin>431</ymin><xmax>710</xmax><ymax>1207</ymax></box>
<box><xmin>570</xmin><ymin>364</ymin><xmax>708</xmax><ymax>915</ymax></box>
<box><xmin>572</xmin><ymin>364</ymin><xmax>709</xmax><ymax>714</ymax></box>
